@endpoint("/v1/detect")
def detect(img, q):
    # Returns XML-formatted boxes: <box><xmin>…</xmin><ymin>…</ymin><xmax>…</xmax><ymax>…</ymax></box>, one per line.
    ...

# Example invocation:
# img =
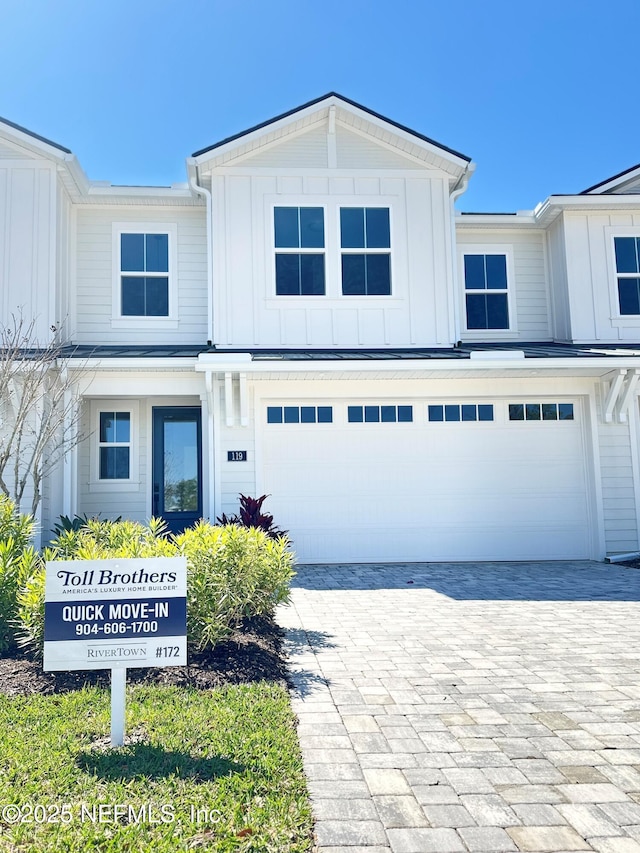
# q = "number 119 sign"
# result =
<box><xmin>43</xmin><ymin>556</ymin><xmax>187</xmax><ymax>671</ymax></box>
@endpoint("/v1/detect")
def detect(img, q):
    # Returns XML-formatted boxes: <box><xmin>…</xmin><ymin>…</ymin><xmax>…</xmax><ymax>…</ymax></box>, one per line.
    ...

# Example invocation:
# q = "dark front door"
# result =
<box><xmin>152</xmin><ymin>407</ymin><xmax>202</xmax><ymax>534</ymax></box>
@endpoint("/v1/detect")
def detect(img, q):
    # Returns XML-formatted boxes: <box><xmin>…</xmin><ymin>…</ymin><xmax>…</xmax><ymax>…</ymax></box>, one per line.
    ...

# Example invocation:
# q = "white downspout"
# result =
<box><xmin>187</xmin><ymin>163</ymin><xmax>214</xmax><ymax>345</ymax></box>
<box><xmin>449</xmin><ymin>166</ymin><xmax>473</xmax><ymax>344</ymax></box>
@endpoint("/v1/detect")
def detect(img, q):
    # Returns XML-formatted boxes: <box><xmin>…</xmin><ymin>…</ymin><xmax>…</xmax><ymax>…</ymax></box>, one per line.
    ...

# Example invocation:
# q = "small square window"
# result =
<box><xmin>381</xmin><ymin>405</ymin><xmax>396</xmax><ymax>423</ymax></box>
<box><xmin>509</xmin><ymin>404</ymin><xmax>525</xmax><ymax>421</ymax></box>
<box><xmin>445</xmin><ymin>405</ymin><xmax>460</xmax><ymax>422</ymax></box>
<box><xmin>558</xmin><ymin>403</ymin><xmax>574</xmax><ymax>420</ymax></box>
<box><xmin>300</xmin><ymin>406</ymin><xmax>316</xmax><ymax>423</ymax></box>
<box><xmin>284</xmin><ymin>407</ymin><xmax>300</xmax><ymax>424</ymax></box>
<box><xmin>317</xmin><ymin>406</ymin><xmax>333</xmax><ymax>423</ymax></box>
<box><xmin>526</xmin><ymin>403</ymin><xmax>541</xmax><ymax>421</ymax></box>
<box><xmin>397</xmin><ymin>406</ymin><xmax>413</xmax><ymax>423</ymax></box>
<box><xmin>478</xmin><ymin>405</ymin><xmax>494</xmax><ymax>421</ymax></box>
<box><xmin>348</xmin><ymin>406</ymin><xmax>364</xmax><ymax>423</ymax></box>
<box><xmin>428</xmin><ymin>405</ymin><xmax>444</xmax><ymax>422</ymax></box>
<box><xmin>267</xmin><ymin>407</ymin><xmax>283</xmax><ymax>424</ymax></box>
<box><xmin>542</xmin><ymin>403</ymin><xmax>558</xmax><ymax>421</ymax></box>
<box><xmin>461</xmin><ymin>405</ymin><xmax>477</xmax><ymax>422</ymax></box>
<box><xmin>100</xmin><ymin>446</ymin><xmax>130</xmax><ymax>480</ymax></box>
<box><xmin>364</xmin><ymin>406</ymin><xmax>380</xmax><ymax>423</ymax></box>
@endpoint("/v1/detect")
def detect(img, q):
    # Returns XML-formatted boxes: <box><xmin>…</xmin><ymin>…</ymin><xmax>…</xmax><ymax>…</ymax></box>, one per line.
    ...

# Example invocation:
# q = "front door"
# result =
<box><xmin>152</xmin><ymin>407</ymin><xmax>202</xmax><ymax>534</ymax></box>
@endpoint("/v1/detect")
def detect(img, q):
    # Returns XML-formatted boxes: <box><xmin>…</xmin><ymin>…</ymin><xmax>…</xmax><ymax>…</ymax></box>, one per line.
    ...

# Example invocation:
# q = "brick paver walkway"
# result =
<box><xmin>278</xmin><ymin>561</ymin><xmax>640</xmax><ymax>853</ymax></box>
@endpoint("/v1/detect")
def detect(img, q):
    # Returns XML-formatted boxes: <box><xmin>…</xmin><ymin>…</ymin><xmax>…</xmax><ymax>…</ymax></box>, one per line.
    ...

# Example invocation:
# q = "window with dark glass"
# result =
<box><xmin>341</xmin><ymin>208</ymin><xmax>391</xmax><ymax>295</ymax></box>
<box><xmin>614</xmin><ymin>237</ymin><xmax>640</xmax><ymax>315</ymax></box>
<box><xmin>274</xmin><ymin>207</ymin><xmax>325</xmax><ymax>295</ymax></box>
<box><xmin>464</xmin><ymin>254</ymin><xmax>509</xmax><ymax>329</ymax></box>
<box><xmin>120</xmin><ymin>233</ymin><xmax>169</xmax><ymax>316</ymax></box>
<box><xmin>428</xmin><ymin>404</ymin><xmax>494</xmax><ymax>422</ymax></box>
<box><xmin>509</xmin><ymin>402</ymin><xmax>574</xmax><ymax>421</ymax></box>
<box><xmin>99</xmin><ymin>412</ymin><xmax>131</xmax><ymax>479</ymax></box>
<box><xmin>267</xmin><ymin>405</ymin><xmax>333</xmax><ymax>423</ymax></box>
<box><xmin>347</xmin><ymin>405</ymin><xmax>412</xmax><ymax>423</ymax></box>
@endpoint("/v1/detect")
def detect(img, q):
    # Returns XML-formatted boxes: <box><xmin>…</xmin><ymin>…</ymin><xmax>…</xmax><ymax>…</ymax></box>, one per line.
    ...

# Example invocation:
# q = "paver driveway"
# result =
<box><xmin>278</xmin><ymin>561</ymin><xmax>640</xmax><ymax>853</ymax></box>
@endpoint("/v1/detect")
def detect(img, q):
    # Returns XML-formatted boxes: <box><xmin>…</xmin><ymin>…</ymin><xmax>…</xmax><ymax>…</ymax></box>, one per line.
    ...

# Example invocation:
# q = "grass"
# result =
<box><xmin>0</xmin><ymin>682</ymin><xmax>313</xmax><ymax>852</ymax></box>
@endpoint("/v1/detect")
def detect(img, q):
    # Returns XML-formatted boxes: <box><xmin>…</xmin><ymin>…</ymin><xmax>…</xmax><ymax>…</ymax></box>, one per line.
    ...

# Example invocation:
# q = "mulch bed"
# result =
<box><xmin>0</xmin><ymin>616</ymin><xmax>288</xmax><ymax>696</ymax></box>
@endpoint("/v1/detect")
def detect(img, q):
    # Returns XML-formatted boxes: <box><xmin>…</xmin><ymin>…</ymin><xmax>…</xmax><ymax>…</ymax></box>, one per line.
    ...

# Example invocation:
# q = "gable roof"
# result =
<box><xmin>192</xmin><ymin>92</ymin><xmax>471</xmax><ymax>162</ymax></box>
<box><xmin>0</xmin><ymin>114</ymin><xmax>71</xmax><ymax>156</ymax></box>
<box><xmin>191</xmin><ymin>93</ymin><xmax>472</xmax><ymax>175</ymax></box>
<box><xmin>582</xmin><ymin>162</ymin><xmax>640</xmax><ymax>195</ymax></box>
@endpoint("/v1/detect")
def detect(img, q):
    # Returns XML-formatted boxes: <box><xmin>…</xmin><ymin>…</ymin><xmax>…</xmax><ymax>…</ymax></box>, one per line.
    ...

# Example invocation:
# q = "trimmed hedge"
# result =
<box><xmin>16</xmin><ymin>518</ymin><xmax>294</xmax><ymax>656</ymax></box>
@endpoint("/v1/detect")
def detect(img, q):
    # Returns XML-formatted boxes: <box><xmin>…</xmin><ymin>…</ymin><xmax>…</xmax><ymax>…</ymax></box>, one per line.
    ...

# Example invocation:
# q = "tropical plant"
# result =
<box><xmin>217</xmin><ymin>493</ymin><xmax>288</xmax><ymax>540</ymax></box>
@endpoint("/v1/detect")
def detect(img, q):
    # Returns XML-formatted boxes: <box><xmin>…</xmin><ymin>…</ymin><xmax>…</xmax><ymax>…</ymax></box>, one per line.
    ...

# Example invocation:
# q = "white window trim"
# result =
<box><xmin>111</xmin><ymin>223</ymin><xmax>178</xmax><ymax>328</ymax></box>
<box><xmin>459</xmin><ymin>245</ymin><xmax>518</xmax><ymax>338</ymax></box>
<box><xmin>266</xmin><ymin>197</ymin><xmax>402</xmax><ymax>302</ymax></box>
<box><xmin>605</xmin><ymin>227</ymin><xmax>640</xmax><ymax>326</ymax></box>
<box><xmin>89</xmin><ymin>400</ymin><xmax>140</xmax><ymax>492</ymax></box>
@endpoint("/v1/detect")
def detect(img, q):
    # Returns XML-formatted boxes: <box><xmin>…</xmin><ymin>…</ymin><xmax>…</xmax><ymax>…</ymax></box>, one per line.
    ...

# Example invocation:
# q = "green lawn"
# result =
<box><xmin>0</xmin><ymin>683</ymin><xmax>313</xmax><ymax>852</ymax></box>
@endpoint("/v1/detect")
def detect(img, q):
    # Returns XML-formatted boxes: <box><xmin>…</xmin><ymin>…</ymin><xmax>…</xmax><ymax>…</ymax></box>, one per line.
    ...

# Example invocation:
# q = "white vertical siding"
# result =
<box><xmin>0</xmin><ymin>161</ymin><xmax>56</xmax><ymax>340</ymax></box>
<box><xmin>211</xmin><ymin>170</ymin><xmax>455</xmax><ymax>349</ymax></box>
<box><xmin>563</xmin><ymin>210</ymin><xmax>640</xmax><ymax>342</ymax></box>
<box><xmin>74</xmin><ymin>206</ymin><xmax>207</xmax><ymax>344</ymax></box>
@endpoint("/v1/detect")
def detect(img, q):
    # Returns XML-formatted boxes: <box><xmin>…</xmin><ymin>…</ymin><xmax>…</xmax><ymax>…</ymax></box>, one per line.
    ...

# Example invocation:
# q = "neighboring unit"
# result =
<box><xmin>2</xmin><ymin>93</ymin><xmax>640</xmax><ymax>562</ymax></box>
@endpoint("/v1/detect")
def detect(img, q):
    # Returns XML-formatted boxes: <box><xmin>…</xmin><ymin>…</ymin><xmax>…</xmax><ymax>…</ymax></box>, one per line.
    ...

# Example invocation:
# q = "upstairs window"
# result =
<box><xmin>120</xmin><ymin>233</ymin><xmax>169</xmax><ymax>316</ymax></box>
<box><xmin>341</xmin><ymin>208</ymin><xmax>391</xmax><ymax>295</ymax></box>
<box><xmin>464</xmin><ymin>254</ymin><xmax>509</xmax><ymax>329</ymax></box>
<box><xmin>274</xmin><ymin>207</ymin><xmax>325</xmax><ymax>295</ymax></box>
<box><xmin>614</xmin><ymin>237</ymin><xmax>640</xmax><ymax>314</ymax></box>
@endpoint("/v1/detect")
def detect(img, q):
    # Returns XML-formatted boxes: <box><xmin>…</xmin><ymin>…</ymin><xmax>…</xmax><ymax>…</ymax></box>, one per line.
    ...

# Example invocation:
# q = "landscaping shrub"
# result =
<box><xmin>0</xmin><ymin>495</ymin><xmax>39</xmax><ymax>653</ymax></box>
<box><xmin>174</xmin><ymin>522</ymin><xmax>294</xmax><ymax>649</ymax></box>
<box><xmin>16</xmin><ymin>517</ymin><xmax>294</xmax><ymax>656</ymax></box>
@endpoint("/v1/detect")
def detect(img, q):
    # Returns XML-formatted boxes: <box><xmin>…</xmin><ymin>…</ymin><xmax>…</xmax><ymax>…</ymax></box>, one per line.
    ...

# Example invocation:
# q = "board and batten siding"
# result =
<box><xmin>596</xmin><ymin>384</ymin><xmax>640</xmax><ymax>554</ymax></box>
<box><xmin>74</xmin><ymin>206</ymin><xmax>207</xmax><ymax>345</ymax></box>
<box><xmin>210</xmin><ymin>171</ymin><xmax>455</xmax><ymax>349</ymax></box>
<box><xmin>456</xmin><ymin>228</ymin><xmax>552</xmax><ymax>341</ymax></box>
<box><xmin>563</xmin><ymin>210</ymin><xmax>640</xmax><ymax>343</ymax></box>
<box><xmin>0</xmin><ymin>160</ymin><xmax>56</xmax><ymax>340</ymax></box>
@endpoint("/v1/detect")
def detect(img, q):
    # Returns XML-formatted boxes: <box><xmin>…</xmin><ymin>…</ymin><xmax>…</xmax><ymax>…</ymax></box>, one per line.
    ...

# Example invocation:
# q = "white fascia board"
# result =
<box><xmin>67</xmin><ymin>357</ymin><xmax>199</xmax><ymax>372</ymax></box>
<box><xmin>196</xmin><ymin>353</ymin><xmax>640</xmax><ymax>376</ymax></box>
<box><xmin>456</xmin><ymin>213</ymin><xmax>539</xmax><ymax>228</ymax></box>
<box><xmin>535</xmin><ymin>194</ymin><xmax>640</xmax><ymax>224</ymax></box>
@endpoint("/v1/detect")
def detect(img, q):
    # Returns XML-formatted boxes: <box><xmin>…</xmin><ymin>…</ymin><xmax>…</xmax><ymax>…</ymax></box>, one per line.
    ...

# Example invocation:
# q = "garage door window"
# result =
<box><xmin>348</xmin><ymin>405</ymin><xmax>412</xmax><ymax>423</ymax></box>
<box><xmin>428</xmin><ymin>404</ymin><xmax>494</xmax><ymax>422</ymax></box>
<box><xmin>267</xmin><ymin>405</ymin><xmax>333</xmax><ymax>423</ymax></box>
<box><xmin>509</xmin><ymin>402</ymin><xmax>574</xmax><ymax>421</ymax></box>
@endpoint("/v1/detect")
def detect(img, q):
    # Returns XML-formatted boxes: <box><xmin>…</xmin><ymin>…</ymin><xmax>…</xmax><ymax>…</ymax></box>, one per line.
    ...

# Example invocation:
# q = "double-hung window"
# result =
<box><xmin>464</xmin><ymin>253</ymin><xmax>509</xmax><ymax>329</ymax></box>
<box><xmin>119</xmin><ymin>231</ymin><xmax>170</xmax><ymax>316</ymax></box>
<box><xmin>274</xmin><ymin>207</ymin><xmax>325</xmax><ymax>295</ymax></box>
<box><xmin>614</xmin><ymin>237</ymin><xmax>640</xmax><ymax>315</ymax></box>
<box><xmin>98</xmin><ymin>412</ymin><xmax>131</xmax><ymax>480</ymax></box>
<box><xmin>340</xmin><ymin>207</ymin><xmax>391</xmax><ymax>295</ymax></box>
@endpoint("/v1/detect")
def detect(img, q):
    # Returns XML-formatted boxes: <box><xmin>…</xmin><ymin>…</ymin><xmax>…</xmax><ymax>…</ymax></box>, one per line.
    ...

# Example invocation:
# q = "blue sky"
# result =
<box><xmin>1</xmin><ymin>0</ymin><xmax>638</xmax><ymax>211</ymax></box>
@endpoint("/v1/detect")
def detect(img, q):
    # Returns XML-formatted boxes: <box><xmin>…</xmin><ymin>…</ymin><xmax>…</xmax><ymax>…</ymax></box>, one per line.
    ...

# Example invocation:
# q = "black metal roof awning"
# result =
<box><xmin>54</xmin><ymin>342</ymin><xmax>640</xmax><ymax>361</ymax></box>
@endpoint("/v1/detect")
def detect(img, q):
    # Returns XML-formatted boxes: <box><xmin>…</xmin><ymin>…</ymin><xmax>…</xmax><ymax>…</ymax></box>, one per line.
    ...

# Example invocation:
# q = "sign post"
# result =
<box><xmin>43</xmin><ymin>556</ymin><xmax>187</xmax><ymax>746</ymax></box>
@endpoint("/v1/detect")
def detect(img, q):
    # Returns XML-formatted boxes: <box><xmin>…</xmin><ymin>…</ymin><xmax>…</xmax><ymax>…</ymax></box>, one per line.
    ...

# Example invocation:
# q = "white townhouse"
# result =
<box><xmin>2</xmin><ymin>92</ymin><xmax>640</xmax><ymax>563</ymax></box>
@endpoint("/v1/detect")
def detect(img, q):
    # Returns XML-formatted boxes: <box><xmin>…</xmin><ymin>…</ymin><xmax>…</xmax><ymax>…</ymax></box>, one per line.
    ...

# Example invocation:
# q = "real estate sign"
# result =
<box><xmin>43</xmin><ymin>557</ymin><xmax>187</xmax><ymax>671</ymax></box>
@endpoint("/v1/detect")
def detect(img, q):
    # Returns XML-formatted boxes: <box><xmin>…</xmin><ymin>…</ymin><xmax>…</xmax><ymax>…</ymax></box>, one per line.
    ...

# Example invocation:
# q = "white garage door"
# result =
<box><xmin>261</xmin><ymin>399</ymin><xmax>592</xmax><ymax>563</ymax></box>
